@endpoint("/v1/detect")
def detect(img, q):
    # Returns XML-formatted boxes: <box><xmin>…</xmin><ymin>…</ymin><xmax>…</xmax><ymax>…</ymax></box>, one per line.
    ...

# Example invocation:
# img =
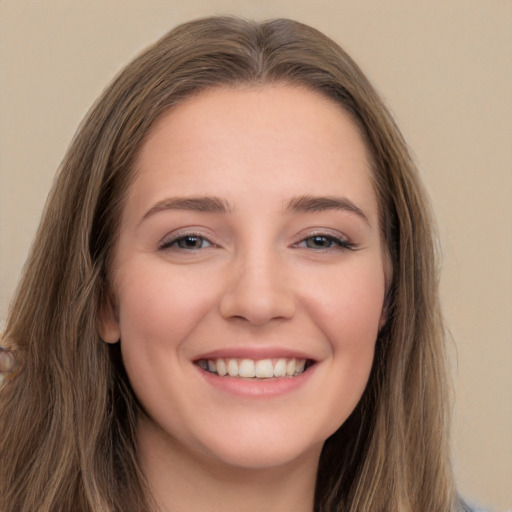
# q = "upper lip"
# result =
<box><xmin>194</xmin><ymin>346</ymin><xmax>318</xmax><ymax>362</ymax></box>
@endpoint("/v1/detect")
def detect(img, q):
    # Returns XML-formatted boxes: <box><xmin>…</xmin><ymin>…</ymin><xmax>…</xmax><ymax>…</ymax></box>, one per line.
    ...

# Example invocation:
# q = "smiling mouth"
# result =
<box><xmin>196</xmin><ymin>357</ymin><xmax>314</xmax><ymax>379</ymax></box>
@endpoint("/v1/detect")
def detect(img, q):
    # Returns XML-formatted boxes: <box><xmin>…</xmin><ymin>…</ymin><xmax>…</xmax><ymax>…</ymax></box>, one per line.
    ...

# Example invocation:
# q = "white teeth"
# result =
<box><xmin>239</xmin><ymin>359</ymin><xmax>256</xmax><ymax>378</ymax></box>
<box><xmin>227</xmin><ymin>359</ymin><xmax>239</xmax><ymax>377</ymax></box>
<box><xmin>216</xmin><ymin>358</ymin><xmax>227</xmax><ymax>376</ymax></box>
<box><xmin>198</xmin><ymin>357</ymin><xmax>309</xmax><ymax>379</ymax></box>
<box><xmin>273</xmin><ymin>358</ymin><xmax>287</xmax><ymax>377</ymax></box>
<box><xmin>255</xmin><ymin>359</ymin><xmax>274</xmax><ymax>378</ymax></box>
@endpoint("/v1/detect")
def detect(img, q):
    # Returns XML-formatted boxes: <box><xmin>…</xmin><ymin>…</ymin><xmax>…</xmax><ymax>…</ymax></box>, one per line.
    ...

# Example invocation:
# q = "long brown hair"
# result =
<box><xmin>1</xmin><ymin>16</ymin><xmax>462</xmax><ymax>511</ymax></box>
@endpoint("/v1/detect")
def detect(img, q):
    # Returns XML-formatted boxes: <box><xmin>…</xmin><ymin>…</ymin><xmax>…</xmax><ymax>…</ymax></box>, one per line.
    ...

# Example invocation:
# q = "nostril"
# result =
<box><xmin>219</xmin><ymin>287</ymin><xmax>296</xmax><ymax>325</ymax></box>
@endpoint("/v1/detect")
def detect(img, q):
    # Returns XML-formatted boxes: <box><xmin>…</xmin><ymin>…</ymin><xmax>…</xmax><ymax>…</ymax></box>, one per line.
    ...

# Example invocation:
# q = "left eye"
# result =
<box><xmin>161</xmin><ymin>235</ymin><xmax>212</xmax><ymax>250</ymax></box>
<box><xmin>299</xmin><ymin>235</ymin><xmax>352</xmax><ymax>250</ymax></box>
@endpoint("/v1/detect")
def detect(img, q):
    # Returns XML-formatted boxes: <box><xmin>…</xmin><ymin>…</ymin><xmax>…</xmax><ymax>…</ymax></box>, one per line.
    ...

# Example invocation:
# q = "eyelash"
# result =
<box><xmin>159</xmin><ymin>233</ymin><xmax>214</xmax><ymax>251</ymax></box>
<box><xmin>294</xmin><ymin>233</ymin><xmax>356</xmax><ymax>251</ymax></box>
<box><xmin>159</xmin><ymin>232</ymin><xmax>355</xmax><ymax>252</ymax></box>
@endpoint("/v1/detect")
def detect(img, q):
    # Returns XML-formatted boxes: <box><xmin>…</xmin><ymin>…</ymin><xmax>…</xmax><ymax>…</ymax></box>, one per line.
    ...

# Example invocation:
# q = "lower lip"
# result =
<box><xmin>196</xmin><ymin>365</ymin><xmax>316</xmax><ymax>398</ymax></box>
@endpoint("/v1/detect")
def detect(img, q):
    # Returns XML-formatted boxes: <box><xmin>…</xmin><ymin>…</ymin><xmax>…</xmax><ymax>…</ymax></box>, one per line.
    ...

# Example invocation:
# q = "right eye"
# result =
<box><xmin>160</xmin><ymin>235</ymin><xmax>213</xmax><ymax>251</ymax></box>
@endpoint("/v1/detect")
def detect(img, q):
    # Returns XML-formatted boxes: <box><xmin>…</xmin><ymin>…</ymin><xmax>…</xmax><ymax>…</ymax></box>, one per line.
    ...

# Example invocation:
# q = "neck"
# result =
<box><xmin>137</xmin><ymin>416</ymin><xmax>321</xmax><ymax>512</ymax></box>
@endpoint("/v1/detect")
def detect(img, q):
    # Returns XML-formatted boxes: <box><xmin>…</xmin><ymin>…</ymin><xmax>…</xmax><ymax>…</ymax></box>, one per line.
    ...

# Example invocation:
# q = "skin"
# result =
<box><xmin>100</xmin><ymin>85</ymin><xmax>387</xmax><ymax>512</ymax></box>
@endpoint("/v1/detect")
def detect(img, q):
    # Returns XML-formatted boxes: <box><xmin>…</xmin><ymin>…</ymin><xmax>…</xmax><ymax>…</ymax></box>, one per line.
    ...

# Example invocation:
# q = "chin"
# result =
<box><xmin>200</xmin><ymin>436</ymin><xmax>324</xmax><ymax>472</ymax></box>
<box><xmin>183</xmin><ymin>416</ymin><xmax>334</xmax><ymax>472</ymax></box>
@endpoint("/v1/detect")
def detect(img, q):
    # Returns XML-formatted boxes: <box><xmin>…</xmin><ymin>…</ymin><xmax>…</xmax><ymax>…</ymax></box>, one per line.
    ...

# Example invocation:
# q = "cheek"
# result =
<box><xmin>303</xmin><ymin>260</ymin><xmax>385</xmax><ymax>414</ymax></box>
<box><xmin>113</xmin><ymin>262</ymin><xmax>219</xmax><ymax>375</ymax></box>
<box><xmin>112</xmin><ymin>263</ymin><xmax>222</xmax><ymax>431</ymax></box>
<box><xmin>308</xmin><ymin>260</ymin><xmax>386</xmax><ymax>345</ymax></box>
<box><xmin>117</xmin><ymin>260</ymin><xmax>212</xmax><ymax>331</ymax></box>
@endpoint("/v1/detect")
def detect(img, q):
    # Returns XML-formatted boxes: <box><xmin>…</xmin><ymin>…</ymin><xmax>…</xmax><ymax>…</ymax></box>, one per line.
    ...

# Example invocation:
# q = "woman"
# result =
<box><xmin>0</xmin><ymin>16</ymin><xmax>476</xmax><ymax>511</ymax></box>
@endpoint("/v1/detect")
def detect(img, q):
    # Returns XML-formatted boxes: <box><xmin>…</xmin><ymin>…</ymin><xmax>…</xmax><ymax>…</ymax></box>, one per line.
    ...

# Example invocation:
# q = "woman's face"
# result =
<box><xmin>100</xmin><ymin>85</ymin><xmax>387</xmax><ymax>471</ymax></box>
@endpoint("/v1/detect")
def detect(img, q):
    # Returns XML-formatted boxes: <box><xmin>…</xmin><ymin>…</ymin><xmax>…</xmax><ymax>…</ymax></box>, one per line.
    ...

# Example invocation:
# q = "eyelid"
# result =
<box><xmin>158</xmin><ymin>228</ymin><xmax>220</xmax><ymax>250</ymax></box>
<box><xmin>157</xmin><ymin>226</ymin><xmax>357</xmax><ymax>251</ymax></box>
<box><xmin>292</xmin><ymin>229</ymin><xmax>358</xmax><ymax>250</ymax></box>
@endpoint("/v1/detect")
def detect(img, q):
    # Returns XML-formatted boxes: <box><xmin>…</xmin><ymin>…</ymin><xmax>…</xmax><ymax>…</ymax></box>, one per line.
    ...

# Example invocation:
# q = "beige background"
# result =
<box><xmin>1</xmin><ymin>1</ymin><xmax>511</xmax><ymax>510</ymax></box>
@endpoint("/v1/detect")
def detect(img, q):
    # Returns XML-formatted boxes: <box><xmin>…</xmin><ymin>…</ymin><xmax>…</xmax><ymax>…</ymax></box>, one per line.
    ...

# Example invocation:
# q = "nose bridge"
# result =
<box><xmin>219</xmin><ymin>238</ymin><xmax>295</xmax><ymax>325</ymax></box>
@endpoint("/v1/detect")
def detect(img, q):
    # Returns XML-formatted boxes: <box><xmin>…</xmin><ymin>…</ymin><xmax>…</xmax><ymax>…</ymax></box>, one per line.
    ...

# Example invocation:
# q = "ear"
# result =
<box><xmin>98</xmin><ymin>288</ymin><xmax>121</xmax><ymax>344</ymax></box>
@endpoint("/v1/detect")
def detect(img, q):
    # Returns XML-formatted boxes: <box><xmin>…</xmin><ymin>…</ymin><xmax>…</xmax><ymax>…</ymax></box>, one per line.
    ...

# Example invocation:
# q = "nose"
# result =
<box><xmin>219</xmin><ymin>250</ymin><xmax>296</xmax><ymax>326</ymax></box>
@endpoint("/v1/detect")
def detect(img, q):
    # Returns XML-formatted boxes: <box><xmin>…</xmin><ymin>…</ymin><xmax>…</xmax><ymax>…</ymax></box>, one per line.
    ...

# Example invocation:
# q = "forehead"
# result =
<box><xmin>127</xmin><ymin>84</ymin><xmax>378</xmax><ymax>218</ymax></box>
<box><xmin>140</xmin><ymin>84</ymin><xmax>370</xmax><ymax>162</ymax></box>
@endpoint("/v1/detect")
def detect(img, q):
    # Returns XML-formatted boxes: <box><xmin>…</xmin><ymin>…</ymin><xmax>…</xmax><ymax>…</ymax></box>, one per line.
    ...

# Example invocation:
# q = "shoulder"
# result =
<box><xmin>461</xmin><ymin>500</ymin><xmax>494</xmax><ymax>512</ymax></box>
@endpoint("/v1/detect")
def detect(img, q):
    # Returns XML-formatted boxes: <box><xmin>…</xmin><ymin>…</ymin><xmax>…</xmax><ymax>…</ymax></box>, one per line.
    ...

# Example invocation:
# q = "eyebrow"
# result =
<box><xmin>142</xmin><ymin>196</ymin><xmax>233</xmax><ymax>222</ymax></box>
<box><xmin>286</xmin><ymin>194</ymin><xmax>370</xmax><ymax>225</ymax></box>
<box><xmin>141</xmin><ymin>194</ymin><xmax>370</xmax><ymax>226</ymax></box>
